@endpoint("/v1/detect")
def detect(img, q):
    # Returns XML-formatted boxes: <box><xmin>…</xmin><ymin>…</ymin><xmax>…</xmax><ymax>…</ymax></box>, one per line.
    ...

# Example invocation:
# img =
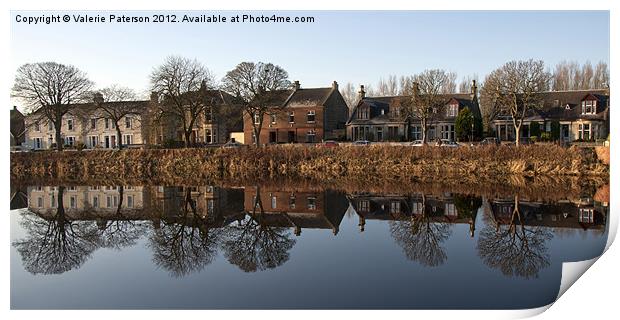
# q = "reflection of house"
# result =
<box><xmin>348</xmin><ymin>192</ymin><xmax>479</xmax><ymax>236</ymax></box>
<box><xmin>346</xmin><ymin>82</ymin><xmax>481</xmax><ymax>142</ymax></box>
<box><xmin>25</xmin><ymin>185</ymin><xmax>245</xmax><ymax>229</ymax></box>
<box><xmin>243</xmin><ymin>186</ymin><xmax>349</xmax><ymax>235</ymax></box>
<box><xmin>243</xmin><ymin>81</ymin><xmax>349</xmax><ymax>144</ymax></box>
<box><xmin>10</xmin><ymin>106</ymin><xmax>26</xmax><ymax>146</ymax></box>
<box><xmin>491</xmin><ymin>89</ymin><xmax>610</xmax><ymax>142</ymax></box>
<box><xmin>487</xmin><ymin>197</ymin><xmax>607</xmax><ymax>230</ymax></box>
<box><xmin>10</xmin><ymin>187</ymin><xmax>28</xmax><ymax>210</ymax></box>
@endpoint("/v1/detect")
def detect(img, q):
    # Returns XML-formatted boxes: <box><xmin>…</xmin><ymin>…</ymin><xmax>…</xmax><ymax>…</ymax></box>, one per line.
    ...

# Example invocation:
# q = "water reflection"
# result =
<box><xmin>13</xmin><ymin>184</ymin><xmax>608</xmax><ymax>279</ymax></box>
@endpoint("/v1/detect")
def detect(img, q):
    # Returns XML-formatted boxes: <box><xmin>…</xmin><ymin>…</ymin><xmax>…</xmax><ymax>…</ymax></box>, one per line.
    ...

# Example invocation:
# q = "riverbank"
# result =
<box><xmin>10</xmin><ymin>144</ymin><xmax>608</xmax><ymax>189</ymax></box>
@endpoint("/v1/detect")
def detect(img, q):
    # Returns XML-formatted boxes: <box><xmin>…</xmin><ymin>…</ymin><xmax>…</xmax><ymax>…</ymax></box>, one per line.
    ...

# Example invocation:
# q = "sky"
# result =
<box><xmin>9</xmin><ymin>10</ymin><xmax>610</xmax><ymax>108</ymax></box>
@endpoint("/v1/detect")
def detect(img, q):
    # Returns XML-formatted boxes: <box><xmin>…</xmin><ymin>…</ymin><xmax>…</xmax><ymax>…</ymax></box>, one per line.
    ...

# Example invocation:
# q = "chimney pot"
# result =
<box><xmin>332</xmin><ymin>81</ymin><xmax>338</xmax><ymax>90</ymax></box>
<box><xmin>359</xmin><ymin>85</ymin><xmax>366</xmax><ymax>99</ymax></box>
<box><xmin>93</xmin><ymin>92</ymin><xmax>104</xmax><ymax>104</ymax></box>
<box><xmin>294</xmin><ymin>80</ymin><xmax>301</xmax><ymax>90</ymax></box>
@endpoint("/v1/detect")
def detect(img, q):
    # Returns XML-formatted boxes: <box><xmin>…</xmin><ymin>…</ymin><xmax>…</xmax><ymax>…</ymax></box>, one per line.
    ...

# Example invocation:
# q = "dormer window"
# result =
<box><xmin>357</xmin><ymin>107</ymin><xmax>369</xmax><ymax>120</ymax></box>
<box><xmin>447</xmin><ymin>103</ymin><xmax>459</xmax><ymax>117</ymax></box>
<box><xmin>582</xmin><ymin>99</ymin><xmax>597</xmax><ymax>115</ymax></box>
<box><xmin>565</xmin><ymin>104</ymin><xmax>571</xmax><ymax>110</ymax></box>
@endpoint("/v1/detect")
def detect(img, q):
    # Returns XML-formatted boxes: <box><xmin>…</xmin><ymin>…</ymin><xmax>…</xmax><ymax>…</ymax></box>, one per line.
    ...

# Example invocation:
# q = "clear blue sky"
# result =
<box><xmin>10</xmin><ymin>10</ymin><xmax>609</xmax><ymax>104</ymax></box>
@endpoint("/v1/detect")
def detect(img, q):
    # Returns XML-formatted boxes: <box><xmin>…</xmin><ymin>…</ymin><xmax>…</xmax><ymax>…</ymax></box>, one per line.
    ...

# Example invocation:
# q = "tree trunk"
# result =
<box><xmin>54</xmin><ymin>116</ymin><xmax>63</xmax><ymax>151</ymax></box>
<box><xmin>115</xmin><ymin>122</ymin><xmax>123</xmax><ymax>150</ymax></box>
<box><xmin>514</xmin><ymin>123</ymin><xmax>521</xmax><ymax>147</ymax></box>
<box><xmin>184</xmin><ymin>130</ymin><xmax>192</xmax><ymax>148</ymax></box>
<box><xmin>421</xmin><ymin>118</ymin><xmax>428</xmax><ymax>144</ymax></box>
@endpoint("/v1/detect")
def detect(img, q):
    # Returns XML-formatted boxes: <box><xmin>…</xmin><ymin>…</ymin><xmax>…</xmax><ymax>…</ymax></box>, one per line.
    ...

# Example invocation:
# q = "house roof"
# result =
<box><xmin>257</xmin><ymin>86</ymin><xmax>336</xmax><ymax>108</ymax></box>
<box><xmin>10</xmin><ymin>107</ymin><xmax>25</xmax><ymax>137</ymax></box>
<box><xmin>493</xmin><ymin>89</ymin><xmax>610</xmax><ymax>122</ymax></box>
<box><xmin>348</xmin><ymin>92</ymin><xmax>479</xmax><ymax>125</ymax></box>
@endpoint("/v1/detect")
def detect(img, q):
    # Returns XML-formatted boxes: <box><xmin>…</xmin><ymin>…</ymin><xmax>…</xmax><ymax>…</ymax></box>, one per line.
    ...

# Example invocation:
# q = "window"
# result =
<box><xmin>253</xmin><ymin>113</ymin><xmax>260</xmax><ymax>125</ymax></box>
<box><xmin>88</xmin><ymin>136</ymin><xmax>99</xmax><ymax>148</ymax></box>
<box><xmin>307</xmin><ymin>110</ymin><xmax>316</xmax><ymax>123</ymax></box>
<box><xmin>205</xmin><ymin>129</ymin><xmax>212</xmax><ymax>144</ymax></box>
<box><xmin>105</xmin><ymin>119</ymin><xmax>110</xmax><ymax>129</ymax></box>
<box><xmin>207</xmin><ymin>199</ymin><xmax>214</xmax><ymax>213</ymax></box>
<box><xmin>37</xmin><ymin>197</ymin><xmax>43</xmax><ymax>208</ymax></box>
<box><xmin>106</xmin><ymin>196</ymin><xmax>112</xmax><ymax>208</ymax></box>
<box><xmin>307</xmin><ymin>196</ymin><xmax>317</xmax><ymax>210</ymax></box>
<box><xmin>65</xmin><ymin>136</ymin><xmax>75</xmax><ymax>146</ymax></box>
<box><xmin>125</xmin><ymin>117</ymin><xmax>132</xmax><ymax>129</ymax></box>
<box><xmin>271</xmin><ymin>195</ymin><xmax>277</xmax><ymax>209</ymax></box>
<box><xmin>70</xmin><ymin>196</ymin><xmax>77</xmax><ymax>208</ymax></box>
<box><xmin>411</xmin><ymin>126</ymin><xmax>421</xmax><ymax>140</ymax></box>
<box><xmin>33</xmin><ymin>137</ymin><xmax>42</xmax><ymax>149</ymax></box>
<box><xmin>579</xmin><ymin>208</ymin><xmax>594</xmax><ymax>223</ymax></box>
<box><xmin>357</xmin><ymin>107</ymin><xmax>369</xmax><ymax>120</ymax></box>
<box><xmin>48</xmin><ymin>121</ymin><xmax>54</xmax><ymax>131</ymax></box>
<box><xmin>270</xmin><ymin>113</ymin><xmax>277</xmax><ymax>125</ymax></box>
<box><xmin>91</xmin><ymin>118</ymin><xmax>97</xmax><ymax>129</ymax></box>
<box><xmin>306</xmin><ymin>130</ymin><xmax>316</xmax><ymax>143</ymax></box>
<box><xmin>205</xmin><ymin>107</ymin><xmax>213</xmax><ymax>122</ymax></box>
<box><xmin>123</xmin><ymin>134</ymin><xmax>133</xmax><ymax>145</ymax></box>
<box><xmin>390</xmin><ymin>201</ymin><xmax>401</xmax><ymax>214</ymax></box>
<box><xmin>67</xmin><ymin>119</ymin><xmax>74</xmax><ymax>131</ymax></box>
<box><xmin>51</xmin><ymin>194</ymin><xmax>56</xmax><ymax>208</ymax></box>
<box><xmin>582</xmin><ymin>100</ymin><xmax>597</xmax><ymax>115</ymax></box>
<box><xmin>92</xmin><ymin>196</ymin><xmax>99</xmax><ymax>208</ymax></box>
<box><xmin>127</xmin><ymin>195</ymin><xmax>134</xmax><ymax>208</ymax></box>
<box><xmin>34</xmin><ymin>121</ymin><xmax>40</xmax><ymax>132</ymax></box>
<box><xmin>289</xmin><ymin>194</ymin><xmax>296</xmax><ymax>209</ymax></box>
<box><xmin>412</xmin><ymin>202</ymin><xmax>423</xmax><ymax>215</ymax></box>
<box><xmin>578</xmin><ymin>123</ymin><xmax>591</xmax><ymax>140</ymax></box>
<box><xmin>447</xmin><ymin>104</ymin><xmax>459</xmax><ymax>117</ymax></box>
<box><xmin>288</xmin><ymin>111</ymin><xmax>295</xmax><ymax>123</ymax></box>
<box><xmin>445</xmin><ymin>203</ymin><xmax>457</xmax><ymax>216</ymax></box>
<box><xmin>359</xmin><ymin>200</ymin><xmax>369</xmax><ymax>212</ymax></box>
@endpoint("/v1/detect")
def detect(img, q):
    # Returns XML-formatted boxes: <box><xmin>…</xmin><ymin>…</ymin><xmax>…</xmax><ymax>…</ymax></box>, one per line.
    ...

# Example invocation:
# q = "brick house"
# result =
<box><xmin>491</xmin><ymin>89</ymin><xmax>610</xmax><ymax>143</ymax></box>
<box><xmin>243</xmin><ymin>81</ymin><xmax>349</xmax><ymax>144</ymax></box>
<box><xmin>347</xmin><ymin>81</ymin><xmax>481</xmax><ymax>142</ymax></box>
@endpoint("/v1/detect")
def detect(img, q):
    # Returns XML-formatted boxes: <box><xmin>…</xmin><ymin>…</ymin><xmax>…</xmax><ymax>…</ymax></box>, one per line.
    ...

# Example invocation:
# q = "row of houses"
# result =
<box><xmin>10</xmin><ymin>81</ymin><xmax>610</xmax><ymax>150</ymax></box>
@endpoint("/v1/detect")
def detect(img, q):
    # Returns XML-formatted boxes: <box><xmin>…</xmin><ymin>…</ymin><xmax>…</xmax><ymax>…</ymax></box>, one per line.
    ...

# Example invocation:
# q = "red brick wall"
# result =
<box><xmin>243</xmin><ymin>106</ymin><xmax>325</xmax><ymax>144</ymax></box>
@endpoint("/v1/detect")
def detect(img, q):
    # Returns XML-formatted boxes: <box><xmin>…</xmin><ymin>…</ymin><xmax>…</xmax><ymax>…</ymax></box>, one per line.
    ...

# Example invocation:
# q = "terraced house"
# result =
<box><xmin>491</xmin><ymin>89</ymin><xmax>610</xmax><ymax>143</ymax></box>
<box><xmin>24</xmin><ymin>93</ymin><xmax>159</xmax><ymax>150</ymax></box>
<box><xmin>243</xmin><ymin>81</ymin><xmax>349</xmax><ymax>144</ymax></box>
<box><xmin>347</xmin><ymin>81</ymin><xmax>481</xmax><ymax>142</ymax></box>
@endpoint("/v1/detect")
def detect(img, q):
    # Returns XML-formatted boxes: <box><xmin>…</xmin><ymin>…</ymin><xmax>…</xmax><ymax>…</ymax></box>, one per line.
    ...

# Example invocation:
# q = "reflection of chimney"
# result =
<box><xmin>294</xmin><ymin>80</ymin><xmax>301</xmax><ymax>90</ymax></box>
<box><xmin>294</xmin><ymin>226</ymin><xmax>301</xmax><ymax>236</ymax></box>
<box><xmin>333</xmin><ymin>227</ymin><xmax>339</xmax><ymax>236</ymax></box>
<box><xmin>358</xmin><ymin>215</ymin><xmax>365</xmax><ymax>232</ymax></box>
<box><xmin>469</xmin><ymin>220</ymin><xmax>475</xmax><ymax>238</ymax></box>
<box><xmin>359</xmin><ymin>85</ymin><xmax>366</xmax><ymax>99</ymax></box>
<box><xmin>93</xmin><ymin>92</ymin><xmax>104</xmax><ymax>104</ymax></box>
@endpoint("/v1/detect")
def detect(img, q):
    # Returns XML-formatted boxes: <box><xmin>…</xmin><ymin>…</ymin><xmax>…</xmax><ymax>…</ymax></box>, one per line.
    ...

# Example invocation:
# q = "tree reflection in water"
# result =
<box><xmin>221</xmin><ymin>186</ymin><xmax>296</xmax><ymax>272</ymax></box>
<box><xmin>12</xmin><ymin>186</ymin><xmax>101</xmax><ymax>275</ymax></box>
<box><xmin>389</xmin><ymin>195</ymin><xmax>452</xmax><ymax>267</ymax></box>
<box><xmin>98</xmin><ymin>186</ymin><xmax>149</xmax><ymax>250</ymax></box>
<box><xmin>477</xmin><ymin>195</ymin><xmax>552</xmax><ymax>279</ymax></box>
<box><xmin>148</xmin><ymin>188</ymin><xmax>223</xmax><ymax>277</ymax></box>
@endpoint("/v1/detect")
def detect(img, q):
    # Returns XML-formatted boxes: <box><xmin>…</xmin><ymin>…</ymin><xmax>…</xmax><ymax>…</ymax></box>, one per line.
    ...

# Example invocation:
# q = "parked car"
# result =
<box><xmin>409</xmin><ymin>140</ymin><xmax>424</xmax><ymax>147</ymax></box>
<box><xmin>480</xmin><ymin>137</ymin><xmax>500</xmax><ymax>145</ymax></box>
<box><xmin>353</xmin><ymin>140</ymin><xmax>371</xmax><ymax>146</ymax></box>
<box><xmin>222</xmin><ymin>139</ymin><xmax>245</xmax><ymax>149</ymax></box>
<box><xmin>437</xmin><ymin>139</ymin><xmax>459</xmax><ymax>148</ymax></box>
<box><xmin>317</xmin><ymin>140</ymin><xmax>339</xmax><ymax>148</ymax></box>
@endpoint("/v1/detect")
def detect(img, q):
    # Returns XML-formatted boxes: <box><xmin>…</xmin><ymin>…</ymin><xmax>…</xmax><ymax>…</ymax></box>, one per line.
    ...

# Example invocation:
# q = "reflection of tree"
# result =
<box><xmin>98</xmin><ymin>187</ymin><xmax>148</xmax><ymax>250</ymax></box>
<box><xmin>12</xmin><ymin>186</ymin><xmax>101</xmax><ymax>274</ymax></box>
<box><xmin>477</xmin><ymin>195</ymin><xmax>552</xmax><ymax>279</ymax></box>
<box><xmin>389</xmin><ymin>194</ymin><xmax>452</xmax><ymax>267</ymax></box>
<box><xmin>221</xmin><ymin>186</ymin><xmax>296</xmax><ymax>272</ymax></box>
<box><xmin>148</xmin><ymin>188</ymin><xmax>222</xmax><ymax>277</ymax></box>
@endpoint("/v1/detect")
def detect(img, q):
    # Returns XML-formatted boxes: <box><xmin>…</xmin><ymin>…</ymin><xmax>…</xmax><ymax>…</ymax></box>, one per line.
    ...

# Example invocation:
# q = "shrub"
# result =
<box><xmin>530</xmin><ymin>122</ymin><xmax>541</xmax><ymax>138</ymax></box>
<box><xmin>540</xmin><ymin>132</ymin><xmax>551</xmax><ymax>142</ymax></box>
<box><xmin>529</xmin><ymin>136</ymin><xmax>538</xmax><ymax>143</ymax></box>
<box><xmin>76</xmin><ymin>142</ymin><xmax>87</xmax><ymax>151</ymax></box>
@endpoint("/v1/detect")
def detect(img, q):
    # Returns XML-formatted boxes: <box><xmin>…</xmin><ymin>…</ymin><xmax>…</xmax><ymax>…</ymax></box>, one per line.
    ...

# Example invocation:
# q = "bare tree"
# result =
<box><xmin>339</xmin><ymin>82</ymin><xmax>358</xmax><ymax>113</ymax></box>
<box><xmin>150</xmin><ymin>56</ymin><xmax>214</xmax><ymax>147</ymax></box>
<box><xmin>400</xmin><ymin>69</ymin><xmax>453</xmax><ymax>144</ymax></box>
<box><xmin>376</xmin><ymin>75</ymin><xmax>399</xmax><ymax>96</ymax></box>
<box><xmin>222</xmin><ymin>62</ymin><xmax>290</xmax><ymax>146</ymax></box>
<box><xmin>593</xmin><ymin>61</ymin><xmax>610</xmax><ymax>89</ymax></box>
<box><xmin>11</xmin><ymin>62</ymin><xmax>94</xmax><ymax>151</ymax></box>
<box><xmin>482</xmin><ymin>59</ymin><xmax>551</xmax><ymax>146</ymax></box>
<box><xmin>443</xmin><ymin>71</ymin><xmax>458</xmax><ymax>94</ymax></box>
<box><xmin>458</xmin><ymin>74</ymin><xmax>480</xmax><ymax>93</ymax></box>
<box><xmin>92</xmin><ymin>85</ymin><xmax>143</xmax><ymax>149</ymax></box>
<box><xmin>552</xmin><ymin>60</ymin><xmax>609</xmax><ymax>90</ymax></box>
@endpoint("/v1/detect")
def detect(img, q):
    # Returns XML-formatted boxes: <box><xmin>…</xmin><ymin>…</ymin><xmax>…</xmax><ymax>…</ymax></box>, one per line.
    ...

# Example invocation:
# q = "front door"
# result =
<box><xmin>561</xmin><ymin>124</ymin><xmax>570</xmax><ymax>141</ymax></box>
<box><xmin>269</xmin><ymin>131</ymin><xmax>277</xmax><ymax>144</ymax></box>
<box><xmin>105</xmin><ymin>136</ymin><xmax>110</xmax><ymax>148</ymax></box>
<box><xmin>288</xmin><ymin>131</ymin><xmax>295</xmax><ymax>143</ymax></box>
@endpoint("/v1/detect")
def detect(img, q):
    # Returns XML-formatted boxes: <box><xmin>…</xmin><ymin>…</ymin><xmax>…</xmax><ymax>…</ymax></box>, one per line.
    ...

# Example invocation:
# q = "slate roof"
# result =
<box><xmin>10</xmin><ymin>107</ymin><xmax>25</xmax><ymax>139</ymax></box>
<box><xmin>257</xmin><ymin>87</ymin><xmax>336</xmax><ymax>108</ymax></box>
<box><xmin>492</xmin><ymin>89</ymin><xmax>609</xmax><ymax>122</ymax></box>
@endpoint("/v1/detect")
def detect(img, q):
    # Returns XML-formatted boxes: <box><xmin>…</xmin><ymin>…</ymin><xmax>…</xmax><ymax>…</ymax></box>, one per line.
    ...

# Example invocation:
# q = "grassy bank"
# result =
<box><xmin>11</xmin><ymin>144</ymin><xmax>608</xmax><ymax>185</ymax></box>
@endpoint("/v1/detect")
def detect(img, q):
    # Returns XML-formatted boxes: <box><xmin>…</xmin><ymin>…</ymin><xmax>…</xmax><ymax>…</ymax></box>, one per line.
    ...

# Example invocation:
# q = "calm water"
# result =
<box><xmin>10</xmin><ymin>184</ymin><xmax>609</xmax><ymax>309</ymax></box>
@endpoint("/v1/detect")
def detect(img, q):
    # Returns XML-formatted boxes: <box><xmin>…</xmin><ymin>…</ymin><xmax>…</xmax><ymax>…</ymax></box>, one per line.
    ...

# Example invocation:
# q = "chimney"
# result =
<box><xmin>93</xmin><ymin>92</ymin><xmax>104</xmax><ymax>104</ymax></box>
<box><xmin>150</xmin><ymin>91</ymin><xmax>159</xmax><ymax>103</ymax></box>
<box><xmin>200</xmin><ymin>80</ymin><xmax>207</xmax><ymax>91</ymax></box>
<box><xmin>412</xmin><ymin>82</ymin><xmax>420</xmax><ymax>96</ymax></box>
<box><xmin>13</xmin><ymin>106</ymin><xmax>17</xmax><ymax>110</ymax></box>
<box><xmin>294</xmin><ymin>80</ymin><xmax>301</xmax><ymax>90</ymax></box>
<box><xmin>471</xmin><ymin>80</ymin><xmax>478</xmax><ymax>100</ymax></box>
<box><xmin>332</xmin><ymin>81</ymin><xmax>338</xmax><ymax>90</ymax></box>
<box><xmin>359</xmin><ymin>85</ymin><xmax>366</xmax><ymax>99</ymax></box>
